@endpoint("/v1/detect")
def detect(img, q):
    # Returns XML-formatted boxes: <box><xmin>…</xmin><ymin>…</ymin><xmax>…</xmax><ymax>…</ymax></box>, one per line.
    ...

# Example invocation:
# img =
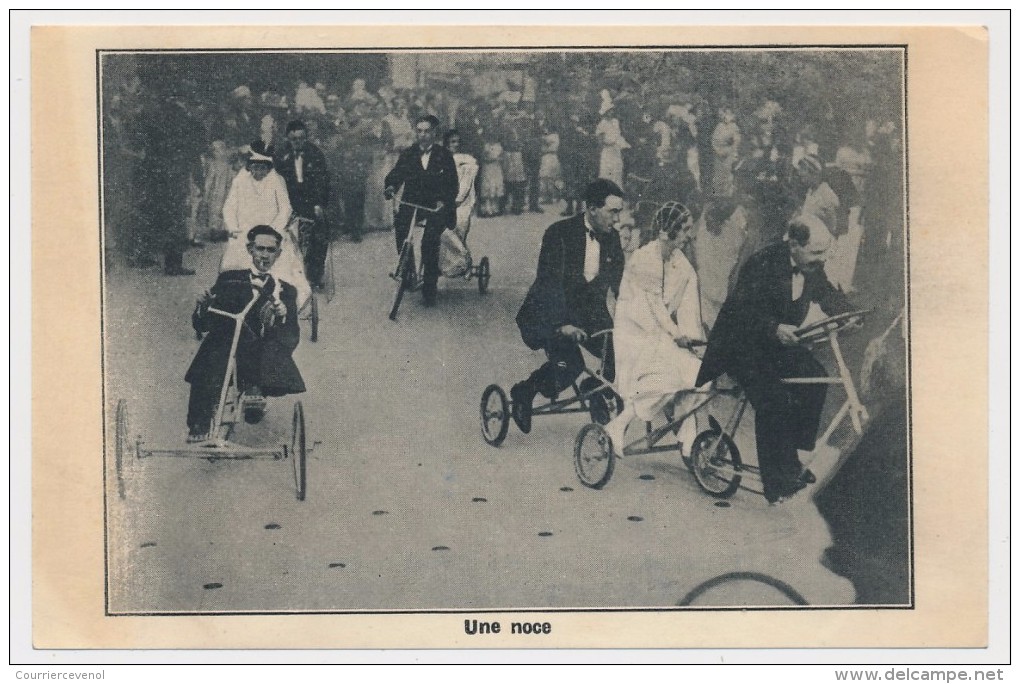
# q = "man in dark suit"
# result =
<box><xmin>185</xmin><ymin>225</ymin><xmax>305</xmax><ymax>441</ymax></box>
<box><xmin>276</xmin><ymin>120</ymin><xmax>331</xmax><ymax>289</ymax></box>
<box><xmin>696</xmin><ymin>215</ymin><xmax>853</xmax><ymax>503</ymax></box>
<box><xmin>511</xmin><ymin>178</ymin><xmax>626</xmax><ymax>433</ymax></box>
<box><xmin>384</xmin><ymin>114</ymin><xmax>459</xmax><ymax>306</ymax></box>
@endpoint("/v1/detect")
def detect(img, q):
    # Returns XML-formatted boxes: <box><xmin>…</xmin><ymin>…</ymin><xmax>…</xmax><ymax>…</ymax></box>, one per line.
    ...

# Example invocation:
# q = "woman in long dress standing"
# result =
<box><xmin>221</xmin><ymin>141</ymin><xmax>310</xmax><ymax>308</ymax></box>
<box><xmin>595</xmin><ymin>107</ymin><xmax>629</xmax><ymax>189</ymax></box>
<box><xmin>603</xmin><ymin>202</ymin><xmax>705</xmax><ymax>456</ymax></box>
<box><xmin>362</xmin><ymin>102</ymin><xmax>391</xmax><ymax>231</ymax></box>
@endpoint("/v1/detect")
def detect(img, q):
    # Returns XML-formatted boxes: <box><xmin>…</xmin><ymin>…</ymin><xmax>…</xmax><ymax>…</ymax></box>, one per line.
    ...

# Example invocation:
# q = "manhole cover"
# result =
<box><xmin>638</xmin><ymin>474</ymin><xmax>656</xmax><ymax>481</ymax></box>
<box><xmin>328</xmin><ymin>562</ymin><xmax>346</xmax><ymax>569</ymax></box>
<box><xmin>538</xmin><ymin>532</ymin><xmax>553</xmax><ymax>537</ymax></box>
<box><xmin>432</xmin><ymin>545</ymin><xmax>450</xmax><ymax>552</ymax></box>
<box><xmin>203</xmin><ymin>583</ymin><xmax>222</xmax><ymax>590</ymax></box>
<box><xmin>714</xmin><ymin>501</ymin><xmax>731</xmax><ymax>508</ymax></box>
<box><xmin>264</xmin><ymin>523</ymin><xmax>281</xmax><ymax>530</ymax></box>
<box><xmin>627</xmin><ymin>516</ymin><xmax>644</xmax><ymax>522</ymax></box>
<box><xmin>472</xmin><ymin>497</ymin><xmax>488</xmax><ymax>503</ymax></box>
<box><xmin>140</xmin><ymin>542</ymin><xmax>156</xmax><ymax>548</ymax></box>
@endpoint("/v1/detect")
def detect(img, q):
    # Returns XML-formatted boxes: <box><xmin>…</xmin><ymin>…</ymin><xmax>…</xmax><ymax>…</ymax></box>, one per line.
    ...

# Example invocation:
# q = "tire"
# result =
<box><xmin>309</xmin><ymin>293</ymin><xmax>319</xmax><ymax>343</ymax></box>
<box><xmin>388</xmin><ymin>247</ymin><xmax>412</xmax><ymax>321</ymax></box>
<box><xmin>477</xmin><ymin>256</ymin><xmax>490</xmax><ymax>294</ymax></box>
<box><xmin>114</xmin><ymin>399</ymin><xmax>130</xmax><ymax>500</ymax></box>
<box><xmin>691</xmin><ymin>429</ymin><xmax>742</xmax><ymax>498</ymax></box>
<box><xmin>291</xmin><ymin>402</ymin><xmax>307</xmax><ymax>501</ymax></box>
<box><xmin>479</xmin><ymin>384</ymin><xmax>510</xmax><ymax>447</ymax></box>
<box><xmin>573</xmin><ymin>423</ymin><xmax>615</xmax><ymax>490</ymax></box>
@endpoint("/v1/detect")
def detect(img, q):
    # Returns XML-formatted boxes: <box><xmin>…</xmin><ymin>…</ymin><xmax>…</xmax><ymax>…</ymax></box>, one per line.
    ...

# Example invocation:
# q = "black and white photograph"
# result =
<box><xmin>23</xmin><ymin>18</ymin><xmax>998</xmax><ymax>656</ymax></box>
<box><xmin>99</xmin><ymin>44</ymin><xmax>909</xmax><ymax>614</ymax></box>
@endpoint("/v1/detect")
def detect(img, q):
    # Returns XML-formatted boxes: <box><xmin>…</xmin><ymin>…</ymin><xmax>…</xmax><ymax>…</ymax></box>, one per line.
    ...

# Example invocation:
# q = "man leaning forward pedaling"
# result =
<box><xmin>695</xmin><ymin>214</ymin><xmax>853</xmax><ymax>504</ymax></box>
<box><xmin>511</xmin><ymin>179</ymin><xmax>626</xmax><ymax>433</ymax></box>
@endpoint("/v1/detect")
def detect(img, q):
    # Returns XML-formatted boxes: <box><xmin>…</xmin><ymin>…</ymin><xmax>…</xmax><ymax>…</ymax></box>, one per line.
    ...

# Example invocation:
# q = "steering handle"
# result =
<box><xmin>397</xmin><ymin>200</ymin><xmax>440</xmax><ymax>213</ymax></box>
<box><xmin>794</xmin><ymin>309</ymin><xmax>870</xmax><ymax>341</ymax></box>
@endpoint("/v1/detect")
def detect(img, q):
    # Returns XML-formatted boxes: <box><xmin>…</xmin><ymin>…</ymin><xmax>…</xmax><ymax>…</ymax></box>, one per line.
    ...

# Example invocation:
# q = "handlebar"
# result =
<box><xmin>794</xmin><ymin>309</ymin><xmax>870</xmax><ymax>342</ymax></box>
<box><xmin>396</xmin><ymin>200</ymin><xmax>441</xmax><ymax>213</ymax></box>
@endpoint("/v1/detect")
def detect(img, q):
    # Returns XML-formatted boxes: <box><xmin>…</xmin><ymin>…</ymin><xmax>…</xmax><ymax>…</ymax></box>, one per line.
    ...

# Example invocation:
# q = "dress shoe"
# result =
<box><xmin>187</xmin><ymin>428</ymin><xmax>209</xmax><ymax>443</ymax></box>
<box><xmin>579</xmin><ymin>377</ymin><xmax>610</xmax><ymax>425</ymax></box>
<box><xmin>189</xmin><ymin>239</ymin><xmax>205</xmax><ymax>248</ymax></box>
<box><xmin>510</xmin><ymin>381</ymin><xmax>534</xmax><ymax>434</ymax></box>
<box><xmin>765</xmin><ymin>478</ymin><xmax>808</xmax><ymax>505</ymax></box>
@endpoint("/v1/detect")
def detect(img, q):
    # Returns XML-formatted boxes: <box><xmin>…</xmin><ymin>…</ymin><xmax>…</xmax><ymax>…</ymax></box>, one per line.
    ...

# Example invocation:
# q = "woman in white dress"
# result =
<box><xmin>604</xmin><ymin>202</ymin><xmax>706</xmax><ymax>456</ymax></box>
<box><xmin>595</xmin><ymin>107</ymin><xmax>629</xmax><ymax>189</ymax></box>
<box><xmin>220</xmin><ymin>142</ymin><xmax>310</xmax><ymax>307</ymax></box>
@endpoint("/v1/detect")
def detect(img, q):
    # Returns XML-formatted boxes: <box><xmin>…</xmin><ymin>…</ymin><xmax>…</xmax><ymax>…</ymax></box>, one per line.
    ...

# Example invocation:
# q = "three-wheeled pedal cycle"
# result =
<box><xmin>572</xmin><ymin>310</ymin><xmax>870</xmax><ymax>500</ymax></box>
<box><xmin>113</xmin><ymin>288</ymin><xmax>310</xmax><ymax>502</ymax></box>
<box><xmin>388</xmin><ymin>200</ymin><xmax>491</xmax><ymax>321</ymax></box>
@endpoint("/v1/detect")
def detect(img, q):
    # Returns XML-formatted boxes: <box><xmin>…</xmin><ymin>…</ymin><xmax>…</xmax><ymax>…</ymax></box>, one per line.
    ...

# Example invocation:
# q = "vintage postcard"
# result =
<box><xmin>29</xmin><ymin>22</ymin><xmax>989</xmax><ymax>651</ymax></box>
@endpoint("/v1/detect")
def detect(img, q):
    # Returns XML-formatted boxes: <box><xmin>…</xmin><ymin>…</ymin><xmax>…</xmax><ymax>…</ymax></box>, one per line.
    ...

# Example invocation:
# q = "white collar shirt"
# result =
<box><xmin>583</xmin><ymin>215</ymin><xmax>600</xmax><ymax>283</ymax></box>
<box><xmin>790</xmin><ymin>256</ymin><xmax>805</xmax><ymax>301</ymax></box>
<box><xmin>419</xmin><ymin>145</ymin><xmax>432</xmax><ymax>169</ymax></box>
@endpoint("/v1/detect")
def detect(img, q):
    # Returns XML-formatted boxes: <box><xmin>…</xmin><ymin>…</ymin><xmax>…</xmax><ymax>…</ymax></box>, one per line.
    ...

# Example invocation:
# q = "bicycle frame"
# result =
<box><xmin>138</xmin><ymin>288</ymin><xmax>285</xmax><ymax>459</ymax></box>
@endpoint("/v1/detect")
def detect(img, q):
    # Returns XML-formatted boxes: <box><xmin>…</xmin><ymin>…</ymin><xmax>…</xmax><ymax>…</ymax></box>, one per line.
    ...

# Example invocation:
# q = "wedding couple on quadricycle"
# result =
<box><xmin>482</xmin><ymin>178</ymin><xmax>866</xmax><ymax>505</ymax></box>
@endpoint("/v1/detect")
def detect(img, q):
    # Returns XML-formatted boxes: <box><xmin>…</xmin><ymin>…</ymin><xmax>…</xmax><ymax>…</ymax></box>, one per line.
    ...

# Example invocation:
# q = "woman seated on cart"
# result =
<box><xmin>220</xmin><ymin>141</ymin><xmax>311</xmax><ymax>308</ymax></box>
<box><xmin>603</xmin><ymin>202</ymin><xmax>706</xmax><ymax>457</ymax></box>
<box><xmin>185</xmin><ymin>225</ymin><xmax>306</xmax><ymax>442</ymax></box>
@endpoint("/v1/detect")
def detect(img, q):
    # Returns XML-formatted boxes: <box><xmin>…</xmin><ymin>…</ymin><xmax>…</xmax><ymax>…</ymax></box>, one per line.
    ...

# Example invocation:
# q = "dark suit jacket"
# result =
<box><xmin>384</xmin><ymin>143</ymin><xmax>459</xmax><ymax>227</ymax></box>
<box><xmin>696</xmin><ymin>242</ymin><xmax>851</xmax><ymax>386</ymax></box>
<box><xmin>186</xmin><ymin>270</ymin><xmax>305</xmax><ymax>396</ymax></box>
<box><xmin>276</xmin><ymin>142</ymin><xmax>330</xmax><ymax>217</ymax></box>
<box><xmin>516</xmin><ymin>213</ymin><xmax>624</xmax><ymax>349</ymax></box>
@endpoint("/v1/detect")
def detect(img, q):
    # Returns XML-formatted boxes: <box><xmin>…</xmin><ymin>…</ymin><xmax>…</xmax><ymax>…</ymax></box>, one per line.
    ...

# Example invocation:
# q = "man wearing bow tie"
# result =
<box><xmin>277</xmin><ymin>120</ymin><xmax>331</xmax><ymax>290</ymax></box>
<box><xmin>696</xmin><ymin>215</ymin><xmax>853</xmax><ymax>504</ymax></box>
<box><xmin>185</xmin><ymin>225</ymin><xmax>305</xmax><ymax>442</ymax></box>
<box><xmin>384</xmin><ymin>114</ymin><xmax>458</xmax><ymax>307</ymax></box>
<box><xmin>510</xmin><ymin>179</ymin><xmax>626</xmax><ymax>433</ymax></box>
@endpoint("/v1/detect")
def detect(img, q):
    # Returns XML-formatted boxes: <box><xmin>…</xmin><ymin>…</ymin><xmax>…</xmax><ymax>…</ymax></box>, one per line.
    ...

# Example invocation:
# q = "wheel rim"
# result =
<box><xmin>478</xmin><ymin>257</ymin><xmax>490</xmax><ymax>293</ymax></box>
<box><xmin>693</xmin><ymin>433</ymin><xmax>737</xmax><ymax>495</ymax></box>
<box><xmin>574</xmin><ymin>424</ymin><xmax>614</xmax><ymax>488</ymax></box>
<box><xmin>292</xmin><ymin>402</ymin><xmax>306</xmax><ymax>500</ymax></box>
<box><xmin>480</xmin><ymin>385</ymin><xmax>509</xmax><ymax>445</ymax></box>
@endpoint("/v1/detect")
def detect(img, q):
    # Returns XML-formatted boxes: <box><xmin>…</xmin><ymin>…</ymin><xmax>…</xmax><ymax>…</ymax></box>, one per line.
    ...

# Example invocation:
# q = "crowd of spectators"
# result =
<box><xmin>101</xmin><ymin>53</ymin><xmax>904</xmax><ymax>303</ymax></box>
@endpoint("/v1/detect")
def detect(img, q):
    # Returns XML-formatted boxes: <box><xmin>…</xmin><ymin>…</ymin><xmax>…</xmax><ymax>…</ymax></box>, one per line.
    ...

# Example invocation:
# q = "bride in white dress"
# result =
<box><xmin>604</xmin><ymin>202</ymin><xmax>706</xmax><ymax>455</ymax></box>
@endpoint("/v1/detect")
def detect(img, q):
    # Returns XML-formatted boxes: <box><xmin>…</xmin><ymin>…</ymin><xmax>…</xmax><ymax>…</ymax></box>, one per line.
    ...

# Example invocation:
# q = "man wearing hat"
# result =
<box><xmin>696</xmin><ymin>215</ymin><xmax>853</xmax><ymax>504</ymax></box>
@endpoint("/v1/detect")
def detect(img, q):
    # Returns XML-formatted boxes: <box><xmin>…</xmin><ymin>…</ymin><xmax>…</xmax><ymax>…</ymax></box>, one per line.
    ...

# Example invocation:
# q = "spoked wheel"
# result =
<box><xmin>479</xmin><ymin>384</ymin><xmax>510</xmax><ymax>447</ymax></box>
<box><xmin>691</xmin><ymin>429</ymin><xmax>742</xmax><ymax>498</ymax></box>
<box><xmin>573</xmin><ymin>423</ymin><xmax>616</xmax><ymax>490</ymax></box>
<box><xmin>308</xmin><ymin>293</ymin><xmax>319</xmax><ymax>343</ymax></box>
<box><xmin>476</xmin><ymin>256</ymin><xmax>490</xmax><ymax>294</ymax></box>
<box><xmin>114</xmin><ymin>399</ymin><xmax>131</xmax><ymax>500</ymax></box>
<box><xmin>291</xmin><ymin>401</ymin><xmax>307</xmax><ymax>501</ymax></box>
<box><xmin>388</xmin><ymin>246</ymin><xmax>413</xmax><ymax>321</ymax></box>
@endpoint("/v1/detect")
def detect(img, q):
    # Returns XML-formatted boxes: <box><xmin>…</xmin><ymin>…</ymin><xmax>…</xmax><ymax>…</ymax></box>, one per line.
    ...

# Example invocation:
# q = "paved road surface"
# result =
<box><xmin>104</xmin><ymin>205</ymin><xmax>856</xmax><ymax>612</ymax></box>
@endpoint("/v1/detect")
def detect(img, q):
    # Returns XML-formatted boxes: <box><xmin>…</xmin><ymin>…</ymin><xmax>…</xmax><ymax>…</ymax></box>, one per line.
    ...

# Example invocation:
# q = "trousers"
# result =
<box><xmin>728</xmin><ymin>346</ymin><xmax>827</xmax><ymax>500</ymax></box>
